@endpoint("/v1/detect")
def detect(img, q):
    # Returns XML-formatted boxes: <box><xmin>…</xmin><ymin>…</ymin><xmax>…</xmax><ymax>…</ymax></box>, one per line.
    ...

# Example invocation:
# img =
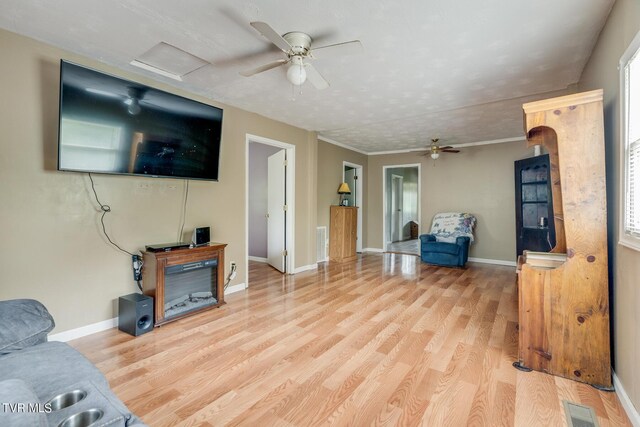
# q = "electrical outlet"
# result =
<box><xmin>229</xmin><ymin>262</ymin><xmax>237</xmax><ymax>280</ymax></box>
<box><xmin>132</xmin><ymin>255</ymin><xmax>143</xmax><ymax>281</ymax></box>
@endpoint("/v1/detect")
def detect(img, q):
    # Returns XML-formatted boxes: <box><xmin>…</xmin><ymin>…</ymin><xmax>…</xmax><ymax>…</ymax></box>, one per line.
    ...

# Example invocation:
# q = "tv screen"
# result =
<box><xmin>58</xmin><ymin>61</ymin><xmax>223</xmax><ymax>181</ymax></box>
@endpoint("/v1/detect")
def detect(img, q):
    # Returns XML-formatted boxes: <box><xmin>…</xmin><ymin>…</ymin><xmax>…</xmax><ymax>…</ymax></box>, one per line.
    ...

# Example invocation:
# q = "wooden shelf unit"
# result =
<box><xmin>142</xmin><ymin>243</ymin><xmax>226</xmax><ymax>326</ymax></box>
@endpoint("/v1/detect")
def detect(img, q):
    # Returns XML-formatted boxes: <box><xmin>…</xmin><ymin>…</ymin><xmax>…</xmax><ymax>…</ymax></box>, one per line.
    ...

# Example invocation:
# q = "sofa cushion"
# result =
<box><xmin>423</xmin><ymin>241</ymin><xmax>460</xmax><ymax>256</ymax></box>
<box><xmin>0</xmin><ymin>378</ymin><xmax>48</xmax><ymax>427</ymax></box>
<box><xmin>0</xmin><ymin>299</ymin><xmax>55</xmax><ymax>355</ymax></box>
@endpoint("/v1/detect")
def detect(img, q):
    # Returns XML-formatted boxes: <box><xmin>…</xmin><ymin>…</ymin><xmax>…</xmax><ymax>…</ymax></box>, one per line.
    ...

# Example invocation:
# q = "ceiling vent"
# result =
<box><xmin>130</xmin><ymin>42</ymin><xmax>209</xmax><ymax>81</ymax></box>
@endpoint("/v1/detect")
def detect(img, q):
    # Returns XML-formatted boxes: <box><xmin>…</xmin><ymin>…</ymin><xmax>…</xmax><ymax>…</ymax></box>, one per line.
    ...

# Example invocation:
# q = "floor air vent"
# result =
<box><xmin>316</xmin><ymin>226</ymin><xmax>328</xmax><ymax>262</ymax></box>
<box><xmin>563</xmin><ymin>400</ymin><xmax>599</xmax><ymax>427</ymax></box>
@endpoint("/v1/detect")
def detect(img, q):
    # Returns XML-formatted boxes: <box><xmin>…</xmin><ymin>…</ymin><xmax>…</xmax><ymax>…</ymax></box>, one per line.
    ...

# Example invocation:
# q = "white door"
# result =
<box><xmin>391</xmin><ymin>175</ymin><xmax>403</xmax><ymax>242</ymax></box>
<box><xmin>344</xmin><ymin>168</ymin><xmax>356</xmax><ymax>207</ymax></box>
<box><xmin>267</xmin><ymin>150</ymin><xmax>286</xmax><ymax>272</ymax></box>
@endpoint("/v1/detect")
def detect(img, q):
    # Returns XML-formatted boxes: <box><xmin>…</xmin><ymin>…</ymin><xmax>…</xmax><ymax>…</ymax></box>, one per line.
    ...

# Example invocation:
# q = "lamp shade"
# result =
<box><xmin>337</xmin><ymin>182</ymin><xmax>351</xmax><ymax>194</ymax></box>
<box><xmin>431</xmin><ymin>152</ymin><xmax>440</xmax><ymax>160</ymax></box>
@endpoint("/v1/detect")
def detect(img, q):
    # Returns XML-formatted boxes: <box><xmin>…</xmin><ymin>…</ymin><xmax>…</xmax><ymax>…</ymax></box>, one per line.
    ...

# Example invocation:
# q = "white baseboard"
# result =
<box><xmin>468</xmin><ymin>257</ymin><xmax>517</xmax><ymax>267</ymax></box>
<box><xmin>614</xmin><ymin>371</ymin><xmax>640</xmax><ymax>426</ymax></box>
<box><xmin>225</xmin><ymin>282</ymin><xmax>247</xmax><ymax>295</ymax></box>
<box><xmin>363</xmin><ymin>248</ymin><xmax>385</xmax><ymax>253</ymax></box>
<box><xmin>49</xmin><ymin>284</ymin><xmax>248</xmax><ymax>341</ymax></box>
<box><xmin>248</xmin><ymin>256</ymin><xmax>268</xmax><ymax>263</ymax></box>
<box><xmin>294</xmin><ymin>263</ymin><xmax>318</xmax><ymax>274</ymax></box>
<box><xmin>48</xmin><ymin>317</ymin><xmax>117</xmax><ymax>342</ymax></box>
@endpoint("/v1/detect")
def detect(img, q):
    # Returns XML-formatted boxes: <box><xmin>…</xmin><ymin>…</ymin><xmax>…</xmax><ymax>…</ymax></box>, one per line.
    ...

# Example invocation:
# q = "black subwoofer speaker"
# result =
<box><xmin>118</xmin><ymin>293</ymin><xmax>153</xmax><ymax>336</ymax></box>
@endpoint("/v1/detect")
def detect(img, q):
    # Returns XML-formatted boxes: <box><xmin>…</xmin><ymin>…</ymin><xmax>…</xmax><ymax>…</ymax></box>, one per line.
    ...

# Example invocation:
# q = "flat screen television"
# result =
<box><xmin>58</xmin><ymin>60</ymin><xmax>223</xmax><ymax>181</ymax></box>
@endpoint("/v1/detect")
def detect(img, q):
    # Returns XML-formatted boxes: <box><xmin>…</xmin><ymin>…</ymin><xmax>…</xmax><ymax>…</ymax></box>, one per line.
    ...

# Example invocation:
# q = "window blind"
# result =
<box><xmin>625</xmin><ymin>48</ymin><xmax>640</xmax><ymax>237</ymax></box>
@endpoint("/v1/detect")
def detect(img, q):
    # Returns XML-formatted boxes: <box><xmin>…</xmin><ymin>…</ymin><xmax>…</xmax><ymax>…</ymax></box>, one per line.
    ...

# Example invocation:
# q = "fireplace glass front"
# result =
<box><xmin>163</xmin><ymin>258</ymin><xmax>218</xmax><ymax>320</ymax></box>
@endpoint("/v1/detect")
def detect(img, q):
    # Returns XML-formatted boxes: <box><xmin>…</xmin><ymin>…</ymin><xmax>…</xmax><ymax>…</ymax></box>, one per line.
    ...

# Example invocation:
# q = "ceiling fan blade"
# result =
<box><xmin>312</xmin><ymin>40</ymin><xmax>363</xmax><ymax>59</ymax></box>
<box><xmin>250</xmin><ymin>22</ymin><xmax>292</xmax><ymax>53</ymax></box>
<box><xmin>239</xmin><ymin>59</ymin><xmax>287</xmax><ymax>77</ymax></box>
<box><xmin>442</xmin><ymin>149</ymin><xmax>461</xmax><ymax>153</ymax></box>
<box><xmin>305</xmin><ymin>63</ymin><xmax>329</xmax><ymax>90</ymax></box>
<box><xmin>439</xmin><ymin>146</ymin><xmax>453</xmax><ymax>150</ymax></box>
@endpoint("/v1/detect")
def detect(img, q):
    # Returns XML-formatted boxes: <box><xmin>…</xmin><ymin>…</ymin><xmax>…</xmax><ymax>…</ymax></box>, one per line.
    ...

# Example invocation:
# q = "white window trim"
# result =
<box><xmin>619</xmin><ymin>29</ymin><xmax>640</xmax><ymax>252</ymax></box>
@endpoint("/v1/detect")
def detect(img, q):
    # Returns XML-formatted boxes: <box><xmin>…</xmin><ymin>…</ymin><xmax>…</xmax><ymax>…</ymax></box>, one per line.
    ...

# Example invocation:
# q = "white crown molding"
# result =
<box><xmin>367</xmin><ymin>136</ymin><xmax>527</xmax><ymax>155</ymax></box>
<box><xmin>317</xmin><ymin>135</ymin><xmax>368</xmax><ymax>155</ymax></box>
<box><xmin>450</xmin><ymin>136</ymin><xmax>527</xmax><ymax>148</ymax></box>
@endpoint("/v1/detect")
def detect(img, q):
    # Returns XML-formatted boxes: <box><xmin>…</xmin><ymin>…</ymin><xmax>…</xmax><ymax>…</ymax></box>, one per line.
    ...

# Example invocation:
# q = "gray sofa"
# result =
<box><xmin>0</xmin><ymin>299</ymin><xmax>146</xmax><ymax>427</ymax></box>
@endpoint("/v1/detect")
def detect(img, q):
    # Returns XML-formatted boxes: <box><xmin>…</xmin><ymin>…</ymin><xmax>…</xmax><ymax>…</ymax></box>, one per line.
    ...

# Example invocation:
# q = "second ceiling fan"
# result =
<box><xmin>420</xmin><ymin>138</ymin><xmax>461</xmax><ymax>159</ymax></box>
<box><xmin>240</xmin><ymin>21</ymin><xmax>362</xmax><ymax>90</ymax></box>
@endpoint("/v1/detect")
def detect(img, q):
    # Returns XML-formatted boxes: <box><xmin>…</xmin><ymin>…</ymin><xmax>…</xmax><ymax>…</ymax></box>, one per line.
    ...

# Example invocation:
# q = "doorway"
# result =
<box><xmin>246</xmin><ymin>135</ymin><xmax>296</xmax><ymax>281</ymax></box>
<box><xmin>383</xmin><ymin>164</ymin><xmax>421</xmax><ymax>255</ymax></box>
<box><xmin>342</xmin><ymin>161</ymin><xmax>363</xmax><ymax>253</ymax></box>
<box><xmin>391</xmin><ymin>174</ymin><xmax>403</xmax><ymax>243</ymax></box>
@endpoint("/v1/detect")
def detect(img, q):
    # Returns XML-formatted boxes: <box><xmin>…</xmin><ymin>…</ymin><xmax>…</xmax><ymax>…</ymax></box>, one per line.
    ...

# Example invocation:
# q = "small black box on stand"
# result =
<box><xmin>118</xmin><ymin>293</ymin><xmax>153</xmax><ymax>336</ymax></box>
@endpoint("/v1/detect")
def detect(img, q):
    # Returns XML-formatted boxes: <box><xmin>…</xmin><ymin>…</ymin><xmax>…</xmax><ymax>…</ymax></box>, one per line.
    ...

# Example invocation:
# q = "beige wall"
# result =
<box><xmin>0</xmin><ymin>29</ymin><xmax>317</xmax><ymax>333</ymax></box>
<box><xmin>367</xmin><ymin>142</ymin><xmax>532</xmax><ymax>261</ymax></box>
<box><xmin>578</xmin><ymin>0</ymin><xmax>640</xmax><ymax>412</ymax></box>
<box><xmin>316</xmin><ymin>140</ymin><xmax>368</xmax><ymax>250</ymax></box>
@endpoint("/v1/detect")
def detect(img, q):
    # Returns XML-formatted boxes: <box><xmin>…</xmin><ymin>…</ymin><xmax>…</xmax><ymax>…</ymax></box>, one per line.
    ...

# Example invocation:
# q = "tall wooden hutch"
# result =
<box><xmin>516</xmin><ymin>90</ymin><xmax>611</xmax><ymax>388</ymax></box>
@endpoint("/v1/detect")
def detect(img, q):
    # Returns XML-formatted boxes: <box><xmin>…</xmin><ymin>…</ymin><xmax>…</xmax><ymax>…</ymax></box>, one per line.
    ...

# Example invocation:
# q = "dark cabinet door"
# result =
<box><xmin>515</xmin><ymin>155</ymin><xmax>556</xmax><ymax>256</ymax></box>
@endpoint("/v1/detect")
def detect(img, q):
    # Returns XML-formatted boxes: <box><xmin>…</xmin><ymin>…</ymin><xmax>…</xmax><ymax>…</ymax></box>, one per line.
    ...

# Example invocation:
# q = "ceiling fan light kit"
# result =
<box><xmin>287</xmin><ymin>56</ymin><xmax>307</xmax><ymax>85</ymax></box>
<box><xmin>241</xmin><ymin>21</ymin><xmax>361</xmax><ymax>91</ymax></box>
<box><xmin>414</xmin><ymin>138</ymin><xmax>462</xmax><ymax>160</ymax></box>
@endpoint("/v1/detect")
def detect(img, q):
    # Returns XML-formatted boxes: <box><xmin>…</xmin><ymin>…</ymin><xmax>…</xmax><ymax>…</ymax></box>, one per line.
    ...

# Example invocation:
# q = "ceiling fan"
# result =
<box><xmin>419</xmin><ymin>138</ymin><xmax>461</xmax><ymax>159</ymax></box>
<box><xmin>240</xmin><ymin>21</ymin><xmax>362</xmax><ymax>90</ymax></box>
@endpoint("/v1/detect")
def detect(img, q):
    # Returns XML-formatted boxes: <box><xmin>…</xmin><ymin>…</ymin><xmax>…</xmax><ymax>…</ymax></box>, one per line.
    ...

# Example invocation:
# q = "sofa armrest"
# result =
<box><xmin>455</xmin><ymin>236</ymin><xmax>471</xmax><ymax>246</ymax></box>
<box><xmin>0</xmin><ymin>299</ymin><xmax>55</xmax><ymax>355</ymax></box>
<box><xmin>419</xmin><ymin>234</ymin><xmax>437</xmax><ymax>243</ymax></box>
<box><xmin>0</xmin><ymin>379</ymin><xmax>47</xmax><ymax>427</ymax></box>
<box><xmin>456</xmin><ymin>236</ymin><xmax>471</xmax><ymax>264</ymax></box>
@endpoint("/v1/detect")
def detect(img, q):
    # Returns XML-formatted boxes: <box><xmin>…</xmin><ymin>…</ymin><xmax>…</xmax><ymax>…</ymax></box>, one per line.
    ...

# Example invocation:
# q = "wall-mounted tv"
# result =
<box><xmin>58</xmin><ymin>61</ymin><xmax>223</xmax><ymax>181</ymax></box>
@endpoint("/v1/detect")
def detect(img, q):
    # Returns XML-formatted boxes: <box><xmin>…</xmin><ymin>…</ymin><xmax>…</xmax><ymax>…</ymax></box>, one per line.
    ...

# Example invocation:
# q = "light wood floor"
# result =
<box><xmin>70</xmin><ymin>254</ymin><xmax>630</xmax><ymax>426</ymax></box>
<box><xmin>386</xmin><ymin>239</ymin><xmax>420</xmax><ymax>255</ymax></box>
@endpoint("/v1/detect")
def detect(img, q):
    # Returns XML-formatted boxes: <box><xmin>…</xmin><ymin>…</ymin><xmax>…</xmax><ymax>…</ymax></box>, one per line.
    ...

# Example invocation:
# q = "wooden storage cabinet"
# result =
<box><xmin>329</xmin><ymin>206</ymin><xmax>358</xmax><ymax>262</ymax></box>
<box><xmin>142</xmin><ymin>243</ymin><xmax>226</xmax><ymax>326</ymax></box>
<box><xmin>517</xmin><ymin>90</ymin><xmax>611</xmax><ymax>388</ymax></box>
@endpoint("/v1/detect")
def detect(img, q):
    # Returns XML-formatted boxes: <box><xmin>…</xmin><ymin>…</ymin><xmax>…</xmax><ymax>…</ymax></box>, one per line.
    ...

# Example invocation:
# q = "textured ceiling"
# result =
<box><xmin>0</xmin><ymin>0</ymin><xmax>614</xmax><ymax>153</ymax></box>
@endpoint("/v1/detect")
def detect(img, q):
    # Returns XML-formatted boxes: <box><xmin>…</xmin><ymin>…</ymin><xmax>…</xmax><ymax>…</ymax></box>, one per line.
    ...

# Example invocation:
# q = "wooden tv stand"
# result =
<box><xmin>141</xmin><ymin>243</ymin><xmax>226</xmax><ymax>326</ymax></box>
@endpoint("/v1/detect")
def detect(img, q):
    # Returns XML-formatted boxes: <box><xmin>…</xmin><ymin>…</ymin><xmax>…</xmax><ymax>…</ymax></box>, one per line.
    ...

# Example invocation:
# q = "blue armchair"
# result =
<box><xmin>419</xmin><ymin>213</ymin><xmax>476</xmax><ymax>267</ymax></box>
<box><xmin>419</xmin><ymin>234</ymin><xmax>471</xmax><ymax>267</ymax></box>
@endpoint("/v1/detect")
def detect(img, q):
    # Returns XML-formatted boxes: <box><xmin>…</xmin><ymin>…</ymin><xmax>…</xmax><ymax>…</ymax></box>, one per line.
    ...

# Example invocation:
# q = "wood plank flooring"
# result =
<box><xmin>70</xmin><ymin>254</ymin><xmax>631</xmax><ymax>426</ymax></box>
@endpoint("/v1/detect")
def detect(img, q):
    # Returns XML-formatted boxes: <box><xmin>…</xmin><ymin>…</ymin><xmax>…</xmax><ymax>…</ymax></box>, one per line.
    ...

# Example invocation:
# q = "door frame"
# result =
<box><xmin>342</xmin><ymin>161</ymin><xmax>363</xmax><ymax>252</ymax></box>
<box><xmin>246</xmin><ymin>134</ymin><xmax>296</xmax><ymax>281</ymax></box>
<box><xmin>382</xmin><ymin>164</ymin><xmax>421</xmax><ymax>251</ymax></box>
<box><xmin>391</xmin><ymin>174</ymin><xmax>404</xmax><ymax>242</ymax></box>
